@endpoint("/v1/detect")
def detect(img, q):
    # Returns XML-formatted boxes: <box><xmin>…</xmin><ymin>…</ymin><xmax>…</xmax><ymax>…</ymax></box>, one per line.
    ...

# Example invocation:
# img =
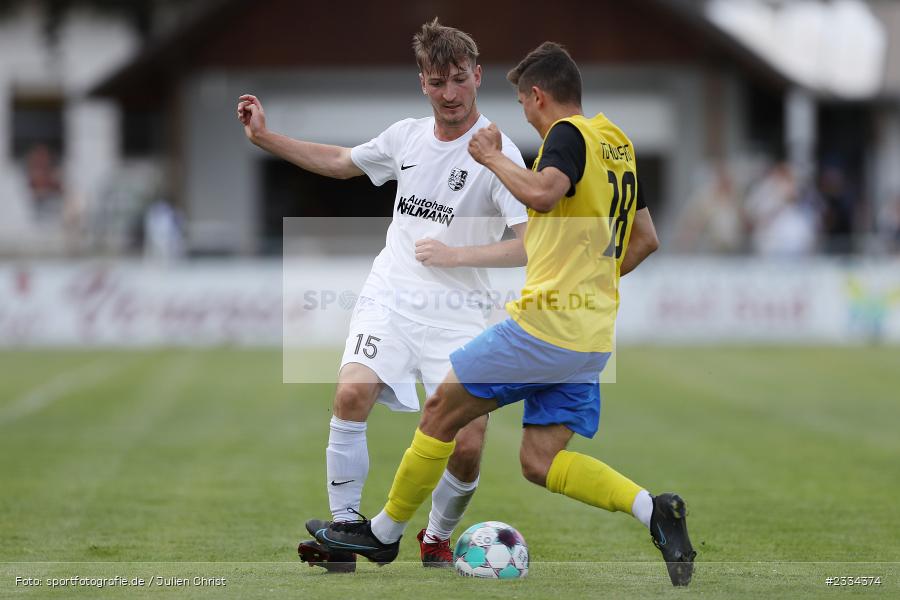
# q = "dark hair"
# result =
<box><xmin>412</xmin><ymin>18</ymin><xmax>479</xmax><ymax>77</ymax></box>
<box><xmin>507</xmin><ymin>42</ymin><xmax>582</xmax><ymax>106</ymax></box>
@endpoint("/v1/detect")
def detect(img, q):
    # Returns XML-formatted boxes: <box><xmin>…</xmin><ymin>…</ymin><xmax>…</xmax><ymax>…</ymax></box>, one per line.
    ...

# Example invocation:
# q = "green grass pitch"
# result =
<box><xmin>1</xmin><ymin>347</ymin><xmax>898</xmax><ymax>598</ymax></box>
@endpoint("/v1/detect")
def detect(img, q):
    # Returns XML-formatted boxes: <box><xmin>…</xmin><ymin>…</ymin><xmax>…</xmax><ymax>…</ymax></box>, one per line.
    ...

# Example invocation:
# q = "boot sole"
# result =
<box><xmin>298</xmin><ymin>541</ymin><xmax>357</xmax><ymax>574</ymax></box>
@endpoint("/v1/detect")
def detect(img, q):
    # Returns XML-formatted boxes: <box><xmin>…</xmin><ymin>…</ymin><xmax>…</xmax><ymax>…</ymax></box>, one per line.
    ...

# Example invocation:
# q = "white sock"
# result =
<box><xmin>325</xmin><ymin>416</ymin><xmax>368</xmax><ymax>522</ymax></box>
<box><xmin>370</xmin><ymin>509</ymin><xmax>407</xmax><ymax>544</ymax></box>
<box><xmin>424</xmin><ymin>470</ymin><xmax>479</xmax><ymax>542</ymax></box>
<box><xmin>632</xmin><ymin>489</ymin><xmax>653</xmax><ymax>529</ymax></box>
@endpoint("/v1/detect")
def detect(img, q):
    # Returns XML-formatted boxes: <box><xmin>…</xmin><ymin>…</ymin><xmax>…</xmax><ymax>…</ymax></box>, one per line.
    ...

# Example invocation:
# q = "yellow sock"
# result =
<box><xmin>384</xmin><ymin>428</ymin><xmax>456</xmax><ymax>523</ymax></box>
<box><xmin>545</xmin><ymin>450</ymin><xmax>641</xmax><ymax>513</ymax></box>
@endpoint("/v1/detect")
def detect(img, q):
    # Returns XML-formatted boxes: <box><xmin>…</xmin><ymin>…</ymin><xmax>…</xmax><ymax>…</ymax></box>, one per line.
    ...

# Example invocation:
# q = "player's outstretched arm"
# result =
<box><xmin>468</xmin><ymin>125</ymin><xmax>569</xmax><ymax>213</ymax></box>
<box><xmin>620</xmin><ymin>207</ymin><xmax>659</xmax><ymax>276</ymax></box>
<box><xmin>236</xmin><ymin>94</ymin><xmax>363</xmax><ymax>180</ymax></box>
<box><xmin>414</xmin><ymin>222</ymin><xmax>527</xmax><ymax>268</ymax></box>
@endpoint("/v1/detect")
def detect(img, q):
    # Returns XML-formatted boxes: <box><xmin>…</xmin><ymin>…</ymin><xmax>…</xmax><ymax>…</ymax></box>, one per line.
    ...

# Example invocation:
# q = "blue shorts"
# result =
<box><xmin>449</xmin><ymin>319</ymin><xmax>610</xmax><ymax>438</ymax></box>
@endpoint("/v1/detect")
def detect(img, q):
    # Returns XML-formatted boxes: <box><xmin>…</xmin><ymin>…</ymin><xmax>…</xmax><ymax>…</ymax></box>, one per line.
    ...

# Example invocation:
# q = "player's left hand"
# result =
<box><xmin>468</xmin><ymin>124</ymin><xmax>502</xmax><ymax>165</ymax></box>
<box><xmin>415</xmin><ymin>238</ymin><xmax>460</xmax><ymax>267</ymax></box>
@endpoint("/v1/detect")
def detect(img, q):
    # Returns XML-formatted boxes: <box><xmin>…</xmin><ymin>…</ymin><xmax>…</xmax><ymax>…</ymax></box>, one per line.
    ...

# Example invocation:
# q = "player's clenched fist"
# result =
<box><xmin>237</xmin><ymin>94</ymin><xmax>267</xmax><ymax>144</ymax></box>
<box><xmin>468</xmin><ymin>123</ymin><xmax>502</xmax><ymax>165</ymax></box>
<box><xmin>415</xmin><ymin>238</ymin><xmax>460</xmax><ymax>268</ymax></box>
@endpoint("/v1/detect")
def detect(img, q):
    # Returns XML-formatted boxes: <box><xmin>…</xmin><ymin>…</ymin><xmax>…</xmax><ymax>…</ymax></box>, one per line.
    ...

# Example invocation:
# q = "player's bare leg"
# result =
<box><xmin>447</xmin><ymin>416</ymin><xmax>487</xmax><ymax>483</ymax></box>
<box><xmin>518</xmin><ymin>424</ymin><xmax>574</xmax><ymax>486</ymax></box>
<box><xmin>419</xmin><ymin>414</ymin><xmax>488</xmax><ymax>567</ymax></box>
<box><xmin>521</xmin><ymin>424</ymin><xmax>695</xmax><ymax>586</ymax></box>
<box><xmin>299</xmin><ymin>363</ymin><xmax>382</xmax><ymax>573</ymax></box>
<box><xmin>333</xmin><ymin>362</ymin><xmax>383</xmax><ymax>420</ymax></box>
<box><xmin>420</xmin><ymin>370</ymin><xmax>497</xmax><ymax>441</ymax></box>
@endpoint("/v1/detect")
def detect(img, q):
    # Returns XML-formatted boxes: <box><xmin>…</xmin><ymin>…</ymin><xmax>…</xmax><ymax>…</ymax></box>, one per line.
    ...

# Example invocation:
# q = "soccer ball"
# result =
<box><xmin>453</xmin><ymin>521</ymin><xmax>529</xmax><ymax>579</ymax></box>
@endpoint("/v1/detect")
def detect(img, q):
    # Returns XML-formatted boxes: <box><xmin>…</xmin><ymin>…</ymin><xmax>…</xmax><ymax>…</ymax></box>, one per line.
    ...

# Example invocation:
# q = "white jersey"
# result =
<box><xmin>350</xmin><ymin>114</ymin><xmax>527</xmax><ymax>332</ymax></box>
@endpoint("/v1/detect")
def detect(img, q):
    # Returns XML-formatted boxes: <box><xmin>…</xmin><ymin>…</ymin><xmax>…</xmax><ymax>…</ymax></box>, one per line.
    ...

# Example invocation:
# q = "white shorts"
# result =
<box><xmin>340</xmin><ymin>297</ymin><xmax>479</xmax><ymax>412</ymax></box>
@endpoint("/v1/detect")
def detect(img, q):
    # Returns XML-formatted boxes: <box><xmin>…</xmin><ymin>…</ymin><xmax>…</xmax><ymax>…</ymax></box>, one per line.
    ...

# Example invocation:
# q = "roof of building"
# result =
<box><xmin>706</xmin><ymin>0</ymin><xmax>888</xmax><ymax>99</ymax></box>
<box><xmin>91</xmin><ymin>0</ymin><xmax>796</xmax><ymax>104</ymax></box>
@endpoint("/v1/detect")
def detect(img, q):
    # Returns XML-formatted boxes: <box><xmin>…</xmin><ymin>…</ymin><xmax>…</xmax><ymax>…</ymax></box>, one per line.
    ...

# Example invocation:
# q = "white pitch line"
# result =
<box><xmin>0</xmin><ymin>359</ymin><xmax>124</xmax><ymax>426</ymax></box>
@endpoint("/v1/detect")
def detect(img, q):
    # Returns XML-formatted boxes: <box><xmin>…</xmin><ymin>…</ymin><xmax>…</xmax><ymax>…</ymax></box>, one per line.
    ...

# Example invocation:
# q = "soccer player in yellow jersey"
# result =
<box><xmin>312</xmin><ymin>42</ymin><xmax>696</xmax><ymax>586</ymax></box>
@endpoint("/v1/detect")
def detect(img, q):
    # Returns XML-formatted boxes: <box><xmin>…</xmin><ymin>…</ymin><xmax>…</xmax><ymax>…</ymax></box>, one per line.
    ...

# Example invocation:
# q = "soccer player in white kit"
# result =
<box><xmin>237</xmin><ymin>19</ymin><xmax>528</xmax><ymax>571</ymax></box>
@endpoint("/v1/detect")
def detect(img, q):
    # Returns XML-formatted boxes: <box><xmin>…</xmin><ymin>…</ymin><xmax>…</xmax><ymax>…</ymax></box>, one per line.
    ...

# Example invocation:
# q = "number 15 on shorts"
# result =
<box><xmin>353</xmin><ymin>334</ymin><xmax>381</xmax><ymax>359</ymax></box>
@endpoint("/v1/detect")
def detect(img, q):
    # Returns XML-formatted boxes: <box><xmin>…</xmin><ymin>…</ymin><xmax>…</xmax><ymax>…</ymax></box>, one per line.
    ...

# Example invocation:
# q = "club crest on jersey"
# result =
<box><xmin>448</xmin><ymin>168</ymin><xmax>468</xmax><ymax>191</ymax></box>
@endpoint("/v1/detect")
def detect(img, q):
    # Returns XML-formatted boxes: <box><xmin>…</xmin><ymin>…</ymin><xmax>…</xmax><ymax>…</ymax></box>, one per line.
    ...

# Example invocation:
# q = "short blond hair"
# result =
<box><xmin>412</xmin><ymin>18</ymin><xmax>479</xmax><ymax>76</ymax></box>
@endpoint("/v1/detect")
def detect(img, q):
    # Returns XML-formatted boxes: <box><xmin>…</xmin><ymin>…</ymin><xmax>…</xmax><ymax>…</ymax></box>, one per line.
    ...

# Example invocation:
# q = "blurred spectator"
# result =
<box><xmin>673</xmin><ymin>162</ymin><xmax>746</xmax><ymax>253</ymax></box>
<box><xmin>143</xmin><ymin>198</ymin><xmax>185</xmax><ymax>261</ymax></box>
<box><xmin>878</xmin><ymin>192</ymin><xmax>900</xmax><ymax>253</ymax></box>
<box><xmin>25</xmin><ymin>144</ymin><xmax>63</xmax><ymax>221</ymax></box>
<box><xmin>818</xmin><ymin>165</ymin><xmax>854</xmax><ymax>253</ymax></box>
<box><xmin>0</xmin><ymin>165</ymin><xmax>35</xmax><ymax>241</ymax></box>
<box><xmin>744</xmin><ymin>161</ymin><xmax>821</xmax><ymax>257</ymax></box>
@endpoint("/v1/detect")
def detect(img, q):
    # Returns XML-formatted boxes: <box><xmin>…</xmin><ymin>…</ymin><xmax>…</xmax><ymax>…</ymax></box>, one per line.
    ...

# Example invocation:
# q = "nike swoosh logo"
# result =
<box><xmin>330</xmin><ymin>480</ymin><xmax>354</xmax><ymax>486</ymax></box>
<box><xmin>401</xmin><ymin>164</ymin><xmax>417</xmax><ymax>170</ymax></box>
<box><xmin>317</xmin><ymin>528</ymin><xmax>378</xmax><ymax>551</ymax></box>
<box><xmin>656</xmin><ymin>524</ymin><xmax>667</xmax><ymax>546</ymax></box>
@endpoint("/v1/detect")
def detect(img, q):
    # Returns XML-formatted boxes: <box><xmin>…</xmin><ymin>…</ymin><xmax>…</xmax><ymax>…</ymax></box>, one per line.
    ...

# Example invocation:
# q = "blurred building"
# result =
<box><xmin>89</xmin><ymin>0</ymin><xmax>801</xmax><ymax>256</ymax></box>
<box><xmin>2</xmin><ymin>0</ymin><xmax>900</xmax><ymax>349</ymax></box>
<box><xmin>3</xmin><ymin>0</ymin><xmax>899</xmax><ymax>256</ymax></box>
<box><xmin>0</xmin><ymin>0</ymin><xmax>199</xmax><ymax>256</ymax></box>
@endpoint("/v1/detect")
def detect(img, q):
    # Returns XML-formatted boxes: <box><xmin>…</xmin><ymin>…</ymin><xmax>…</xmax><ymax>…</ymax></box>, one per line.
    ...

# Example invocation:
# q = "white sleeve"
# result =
<box><xmin>350</xmin><ymin>119</ymin><xmax>411</xmax><ymax>186</ymax></box>
<box><xmin>492</xmin><ymin>136</ymin><xmax>529</xmax><ymax>226</ymax></box>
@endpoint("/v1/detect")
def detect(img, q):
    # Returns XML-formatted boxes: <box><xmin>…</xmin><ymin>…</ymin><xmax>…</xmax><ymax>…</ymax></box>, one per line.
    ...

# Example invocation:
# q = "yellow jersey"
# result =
<box><xmin>506</xmin><ymin>113</ymin><xmax>638</xmax><ymax>352</ymax></box>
